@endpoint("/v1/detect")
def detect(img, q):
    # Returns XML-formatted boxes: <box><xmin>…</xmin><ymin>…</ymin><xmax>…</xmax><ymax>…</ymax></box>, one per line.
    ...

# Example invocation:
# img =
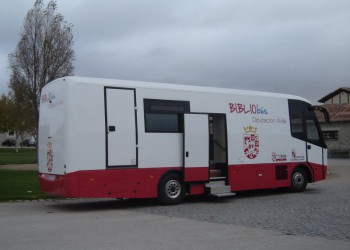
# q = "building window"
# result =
<box><xmin>322</xmin><ymin>131</ymin><xmax>338</xmax><ymax>140</ymax></box>
<box><xmin>144</xmin><ymin>99</ymin><xmax>190</xmax><ymax>133</ymax></box>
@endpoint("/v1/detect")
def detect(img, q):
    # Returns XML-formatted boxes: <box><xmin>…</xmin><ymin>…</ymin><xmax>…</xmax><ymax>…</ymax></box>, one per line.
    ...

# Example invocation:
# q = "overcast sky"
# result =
<box><xmin>0</xmin><ymin>0</ymin><xmax>349</xmax><ymax>103</ymax></box>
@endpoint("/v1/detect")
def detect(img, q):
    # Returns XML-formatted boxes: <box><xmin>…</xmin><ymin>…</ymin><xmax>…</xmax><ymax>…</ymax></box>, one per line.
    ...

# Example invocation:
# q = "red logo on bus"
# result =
<box><xmin>243</xmin><ymin>126</ymin><xmax>259</xmax><ymax>159</ymax></box>
<box><xmin>47</xmin><ymin>138</ymin><xmax>53</xmax><ymax>172</ymax></box>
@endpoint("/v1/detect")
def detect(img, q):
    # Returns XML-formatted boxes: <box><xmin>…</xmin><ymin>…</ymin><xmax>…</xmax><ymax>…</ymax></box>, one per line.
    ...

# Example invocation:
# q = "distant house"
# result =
<box><xmin>0</xmin><ymin>131</ymin><xmax>34</xmax><ymax>147</ymax></box>
<box><xmin>0</xmin><ymin>131</ymin><xmax>15</xmax><ymax>147</ymax></box>
<box><xmin>0</xmin><ymin>131</ymin><xmax>15</xmax><ymax>142</ymax></box>
<box><xmin>316</xmin><ymin>87</ymin><xmax>350</xmax><ymax>158</ymax></box>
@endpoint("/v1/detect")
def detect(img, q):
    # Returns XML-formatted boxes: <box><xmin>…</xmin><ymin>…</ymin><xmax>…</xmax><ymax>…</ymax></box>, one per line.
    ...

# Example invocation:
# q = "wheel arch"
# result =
<box><xmin>293</xmin><ymin>164</ymin><xmax>312</xmax><ymax>183</ymax></box>
<box><xmin>157</xmin><ymin>170</ymin><xmax>186</xmax><ymax>205</ymax></box>
<box><xmin>157</xmin><ymin>170</ymin><xmax>183</xmax><ymax>185</ymax></box>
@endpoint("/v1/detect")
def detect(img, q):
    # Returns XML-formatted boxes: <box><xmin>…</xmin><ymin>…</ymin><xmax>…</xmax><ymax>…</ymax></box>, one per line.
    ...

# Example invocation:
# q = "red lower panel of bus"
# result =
<box><xmin>184</xmin><ymin>167</ymin><xmax>209</xmax><ymax>182</ymax></box>
<box><xmin>228</xmin><ymin>162</ymin><xmax>327</xmax><ymax>191</ymax></box>
<box><xmin>228</xmin><ymin>164</ymin><xmax>290</xmax><ymax>191</ymax></box>
<box><xmin>309</xmin><ymin>162</ymin><xmax>327</xmax><ymax>181</ymax></box>
<box><xmin>39</xmin><ymin>162</ymin><xmax>327</xmax><ymax>198</ymax></box>
<box><xmin>39</xmin><ymin>167</ymin><xmax>182</xmax><ymax>198</ymax></box>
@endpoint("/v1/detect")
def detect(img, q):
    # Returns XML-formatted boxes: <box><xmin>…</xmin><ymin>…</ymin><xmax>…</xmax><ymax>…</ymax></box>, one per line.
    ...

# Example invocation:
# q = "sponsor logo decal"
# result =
<box><xmin>47</xmin><ymin>137</ymin><xmax>53</xmax><ymax>172</ymax></box>
<box><xmin>290</xmin><ymin>149</ymin><xmax>305</xmax><ymax>162</ymax></box>
<box><xmin>272</xmin><ymin>152</ymin><xmax>287</xmax><ymax>162</ymax></box>
<box><xmin>41</xmin><ymin>92</ymin><xmax>56</xmax><ymax>103</ymax></box>
<box><xmin>252</xmin><ymin>117</ymin><xmax>287</xmax><ymax>124</ymax></box>
<box><xmin>41</xmin><ymin>92</ymin><xmax>63</xmax><ymax>108</ymax></box>
<box><xmin>243</xmin><ymin>125</ymin><xmax>259</xmax><ymax>159</ymax></box>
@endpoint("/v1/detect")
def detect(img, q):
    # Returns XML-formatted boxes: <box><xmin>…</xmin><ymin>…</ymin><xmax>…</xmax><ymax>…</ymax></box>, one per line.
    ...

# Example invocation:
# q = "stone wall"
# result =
<box><xmin>320</xmin><ymin>121</ymin><xmax>350</xmax><ymax>158</ymax></box>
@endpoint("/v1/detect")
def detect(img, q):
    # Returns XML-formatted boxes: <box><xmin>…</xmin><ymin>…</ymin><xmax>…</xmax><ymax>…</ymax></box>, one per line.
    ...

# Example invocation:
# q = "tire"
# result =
<box><xmin>290</xmin><ymin>168</ymin><xmax>308</xmax><ymax>192</ymax></box>
<box><xmin>158</xmin><ymin>173</ymin><xmax>186</xmax><ymax>205</ymax></box>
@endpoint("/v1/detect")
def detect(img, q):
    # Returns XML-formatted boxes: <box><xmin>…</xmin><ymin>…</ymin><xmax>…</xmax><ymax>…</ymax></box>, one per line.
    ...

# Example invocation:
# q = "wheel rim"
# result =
<box><xmin>292</xmin><ymin>172</ymin><xmax>305</xmax><ymax>188</ymax></box>
<box><xmin>165</xmin><ymin>179</ymin><xmax>181</xmax><ymax>199</ymax></box>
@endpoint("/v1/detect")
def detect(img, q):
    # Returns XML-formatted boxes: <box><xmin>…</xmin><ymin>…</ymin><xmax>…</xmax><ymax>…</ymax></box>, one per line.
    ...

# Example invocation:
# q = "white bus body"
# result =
<box><xmin>39</xmin><ymin>77</ymin><xmax>327</xmax><ymax>204</ymax></box>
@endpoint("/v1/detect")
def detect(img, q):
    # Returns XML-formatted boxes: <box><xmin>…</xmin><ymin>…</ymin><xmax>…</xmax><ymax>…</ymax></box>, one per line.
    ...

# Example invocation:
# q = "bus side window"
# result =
<box><xmin>290</xmin><ymin>117</ymin><xmax>304</xmax><ymax>138</ymax></box>
<box><xmin>143</xmin><ymin>99</ymin><xmax>190</xmax><ymax>133</ymax></box>
<box><xmin>288</xmin><ymin>99</ymin><xmax>306</xmax><ymax>141</ymax></box>
<box><xmin>306</xmin><ymin>119</ymin><xmax>320</xmax><ymax>142</ymax></box>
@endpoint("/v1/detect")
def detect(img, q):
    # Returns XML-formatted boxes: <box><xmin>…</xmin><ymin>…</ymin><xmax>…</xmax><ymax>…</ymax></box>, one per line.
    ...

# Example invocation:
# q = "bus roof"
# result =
<box><xmin>48</xmin><ymin>76</ymin><xmax>309</xmax><ymax>103</ymax></box>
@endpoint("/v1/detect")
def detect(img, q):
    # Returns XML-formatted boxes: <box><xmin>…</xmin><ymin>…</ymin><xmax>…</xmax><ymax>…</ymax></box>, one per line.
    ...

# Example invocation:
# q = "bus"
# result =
<box><xmin>38</xmin><ymin>77</ymin><xmax>329</xmax><ymax>205</ymax></box>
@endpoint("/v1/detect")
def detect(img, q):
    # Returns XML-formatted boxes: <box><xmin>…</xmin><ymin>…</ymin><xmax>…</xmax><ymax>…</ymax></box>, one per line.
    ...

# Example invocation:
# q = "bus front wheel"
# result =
<box><xmin>158</xmin><ymin>173</ymin><xmax>186</xmax><ymax>205</ymax></box>
<box><xmin>290</xmin><ymin>168</ymin><xmax>308</xmax><ymax>192</ymax></box>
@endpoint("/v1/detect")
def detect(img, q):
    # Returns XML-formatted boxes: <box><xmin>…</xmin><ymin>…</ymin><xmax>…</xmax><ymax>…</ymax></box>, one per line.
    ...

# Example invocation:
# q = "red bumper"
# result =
<box><xmin>39</xmin><ymin>172</ymin><xmax>79</xmax><ymax>197</ymax></box>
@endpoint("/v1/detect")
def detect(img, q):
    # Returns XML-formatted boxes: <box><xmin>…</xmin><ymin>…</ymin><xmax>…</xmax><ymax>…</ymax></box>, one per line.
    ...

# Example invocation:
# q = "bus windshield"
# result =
<box><xmin>288</xmin><ymin>99</ymin><xmax>326</xmax><ymax>148</ymax></box>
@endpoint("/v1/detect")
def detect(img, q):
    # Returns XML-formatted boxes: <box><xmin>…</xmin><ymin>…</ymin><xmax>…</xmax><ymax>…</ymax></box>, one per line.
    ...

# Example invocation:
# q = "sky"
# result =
<box><xmin>0</xmin><ymin>0</ymin><xmax>349</xmax><ymax>103</ymax></box>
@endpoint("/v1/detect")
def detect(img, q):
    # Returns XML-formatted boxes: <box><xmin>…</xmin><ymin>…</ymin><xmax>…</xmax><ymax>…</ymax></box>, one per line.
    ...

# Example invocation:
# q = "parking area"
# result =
<box><xmin>0</xmin><ymin>159</ymin><xmax>349</xmax><ymax>250</ymax></box>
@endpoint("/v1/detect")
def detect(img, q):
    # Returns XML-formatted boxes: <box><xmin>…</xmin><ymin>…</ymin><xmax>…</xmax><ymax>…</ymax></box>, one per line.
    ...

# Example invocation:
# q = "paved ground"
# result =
<box><xmin>0</xmin><ymin>159</ymin><xmax>349</xmax><ymax>249</ymax></box>
<box><xmin>126</xmin><ymin>159</ymin><xmax>350</xmax><ymax>242</ymax></box>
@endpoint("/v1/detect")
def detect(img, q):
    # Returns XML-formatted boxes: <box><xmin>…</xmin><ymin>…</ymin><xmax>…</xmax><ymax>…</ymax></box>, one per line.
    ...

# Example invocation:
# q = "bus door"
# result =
<box><xmin>105</xmin><ymin>87</ymin><xmax>138</xmax><ymax>168</ymax></box>
<box><xmin>183</xmin><ymin>113</ymin><xmax>209</xmax><ymax>182</ymax></box>
<box><xmin>305</xmin><ymin>118</ymin><xmax>326</xmax><ymax>179</ymax></box>
<box><xmin>289</xmin><ymin>99</ymin><xmax>327</xmax><ymax>180</ymax></box>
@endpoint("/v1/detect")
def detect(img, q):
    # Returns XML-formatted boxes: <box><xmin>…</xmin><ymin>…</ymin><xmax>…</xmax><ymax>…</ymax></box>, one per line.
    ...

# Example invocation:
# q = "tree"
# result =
<box><xmin>0</xmin><ymin>95</ymin><xmax>12</xmax><ymax>133</ymax></box>
<box><xmin>0</xmin><ymin>90</ymin><xmax>36</xmax><ymax>152</ymax></box>
<box><xmin>8</xmin><ymin>0</ymin><xmax>75</xmax><ymax>145</ymax></box>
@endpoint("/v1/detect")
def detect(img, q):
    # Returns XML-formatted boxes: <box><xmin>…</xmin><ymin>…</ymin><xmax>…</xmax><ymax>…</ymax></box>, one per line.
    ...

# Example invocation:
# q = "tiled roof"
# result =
<box><xmin>318</xmin><ymin>87</ymin><xmax>350</xmax><ymax>103</ymax></box>
<box><xmin>316</xmin><ymin>103</ymin><xmax>350</xmax><ymax>123</ymax></box>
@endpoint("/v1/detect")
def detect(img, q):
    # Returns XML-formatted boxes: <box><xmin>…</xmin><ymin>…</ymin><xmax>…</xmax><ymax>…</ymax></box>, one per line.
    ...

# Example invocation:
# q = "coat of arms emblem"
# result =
<box><xmin>243</xmin><ymin>125</ymin><xmax>259</xmax><ymax>159</ymax></box>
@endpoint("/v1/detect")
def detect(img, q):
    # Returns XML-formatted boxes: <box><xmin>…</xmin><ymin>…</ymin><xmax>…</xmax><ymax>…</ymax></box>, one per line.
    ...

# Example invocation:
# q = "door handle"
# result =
<box><xmin>186</xmin><ymin>151</ymin><xmax>189</xmax><ymax>157</ymax></box>
<box><xmin>108</xmin><ymin>126</ymin><xmax>116</xmax><ymax>132</ymax></box>
<box><xmin>307</xmin><ymin>145</ymin><xmax>311</xmax><ymax>150</ymax></box>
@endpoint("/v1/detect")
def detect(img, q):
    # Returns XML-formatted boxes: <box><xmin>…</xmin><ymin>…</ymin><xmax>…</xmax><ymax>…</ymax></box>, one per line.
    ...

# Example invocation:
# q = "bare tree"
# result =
<box><xmin>8</xmin><ymin>0</ymin><xmax>75</xmax><ymax>156</ymax></box>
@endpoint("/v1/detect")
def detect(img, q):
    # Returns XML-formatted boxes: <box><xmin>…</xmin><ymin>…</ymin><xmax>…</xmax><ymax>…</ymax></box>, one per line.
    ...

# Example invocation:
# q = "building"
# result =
<box><xmin>0</xmin><ymin>131</ymin><xmax>15</xmax><ymax>145</ymax></box>
<box><xmin>0</xmin><ymin>131</ymin><xmax>35</xmax><ymax>147</ymax></box>
<box><xmin>317</xmin><ymin>87</ymin><xmax>350</xmax><ymax>158</ymax></box>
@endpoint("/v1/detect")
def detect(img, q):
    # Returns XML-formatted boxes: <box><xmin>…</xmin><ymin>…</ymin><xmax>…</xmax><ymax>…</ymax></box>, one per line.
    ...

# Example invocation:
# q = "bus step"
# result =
<box><xmin>209</xmin><ymin>176</ymin><xmax>226</xmax><ymax>181</ymax></box>
<box><xmin>211</xmin><ymin>192</ymin><xmax>236</xmax><ymax>198</ymax></box>
<box><xmin>205</xmin><ymin>180</ymin><xmax>234</xmax><ymax>196</ymax></box>
<box><xmin>205</xmin><ymin>180</ymin><xmax>226</xmax><ymax>187</ymax></box>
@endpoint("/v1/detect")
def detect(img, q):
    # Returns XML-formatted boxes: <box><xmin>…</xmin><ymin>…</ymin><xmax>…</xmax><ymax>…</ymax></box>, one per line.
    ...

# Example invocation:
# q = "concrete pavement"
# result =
<box><xmin>0</xmin><ymin>199</ymin><xmax>349</xmax><ymax>250</ymax></box>
<box><xmin>0</xmin><ymin>159</ymin><xmax>349</xmax><ymax>249</ymax></box>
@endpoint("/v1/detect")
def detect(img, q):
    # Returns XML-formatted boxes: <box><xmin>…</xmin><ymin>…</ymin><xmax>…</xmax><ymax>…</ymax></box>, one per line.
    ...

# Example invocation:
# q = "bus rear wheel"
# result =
<box><xmin>158</xmin><ymin>173</ymin><xmax>186</xmax><ymax>205</ymax></box>
<box><xmin>290</xmin><ymin>168</ymin><xmax>308</xmax><ymax>192</ymax></box>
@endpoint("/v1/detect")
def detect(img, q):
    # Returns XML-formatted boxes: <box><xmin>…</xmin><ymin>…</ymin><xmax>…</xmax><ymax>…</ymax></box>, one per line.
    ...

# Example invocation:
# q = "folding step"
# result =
<box><xmin>205</xmin><ymin>180</ymin><xmax>226</xmax><ymax>187</ymax></box>
<box><xmin>208</xmin><ymin>185</ymin><xmax>231</xmax><ymax>194</ymax></box>
<box><xmin>211</xmin><ymin>192</ymin><xmax>236</xmax><ymax>198</ymax></box>
<box><xmin>205</xmin><ymin>180</ymin><xmax>235</xmax><ymax>197</ymax></box>
<box><xmin>210</xmin><ymin>176</ymin><xmax>226</xmax><ymax>181</ymax></box>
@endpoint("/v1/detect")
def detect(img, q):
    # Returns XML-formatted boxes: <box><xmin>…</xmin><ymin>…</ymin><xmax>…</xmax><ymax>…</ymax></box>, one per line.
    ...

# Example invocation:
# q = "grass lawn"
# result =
<box><xmin>0</xmin><ymin>148</ymin><xmax>37</xmax><ymax>165</ymax></box>
<box><xmin>0</xmin><ymin>170</ymin><xmax>57</xmax><ymax>201</ymax></box>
